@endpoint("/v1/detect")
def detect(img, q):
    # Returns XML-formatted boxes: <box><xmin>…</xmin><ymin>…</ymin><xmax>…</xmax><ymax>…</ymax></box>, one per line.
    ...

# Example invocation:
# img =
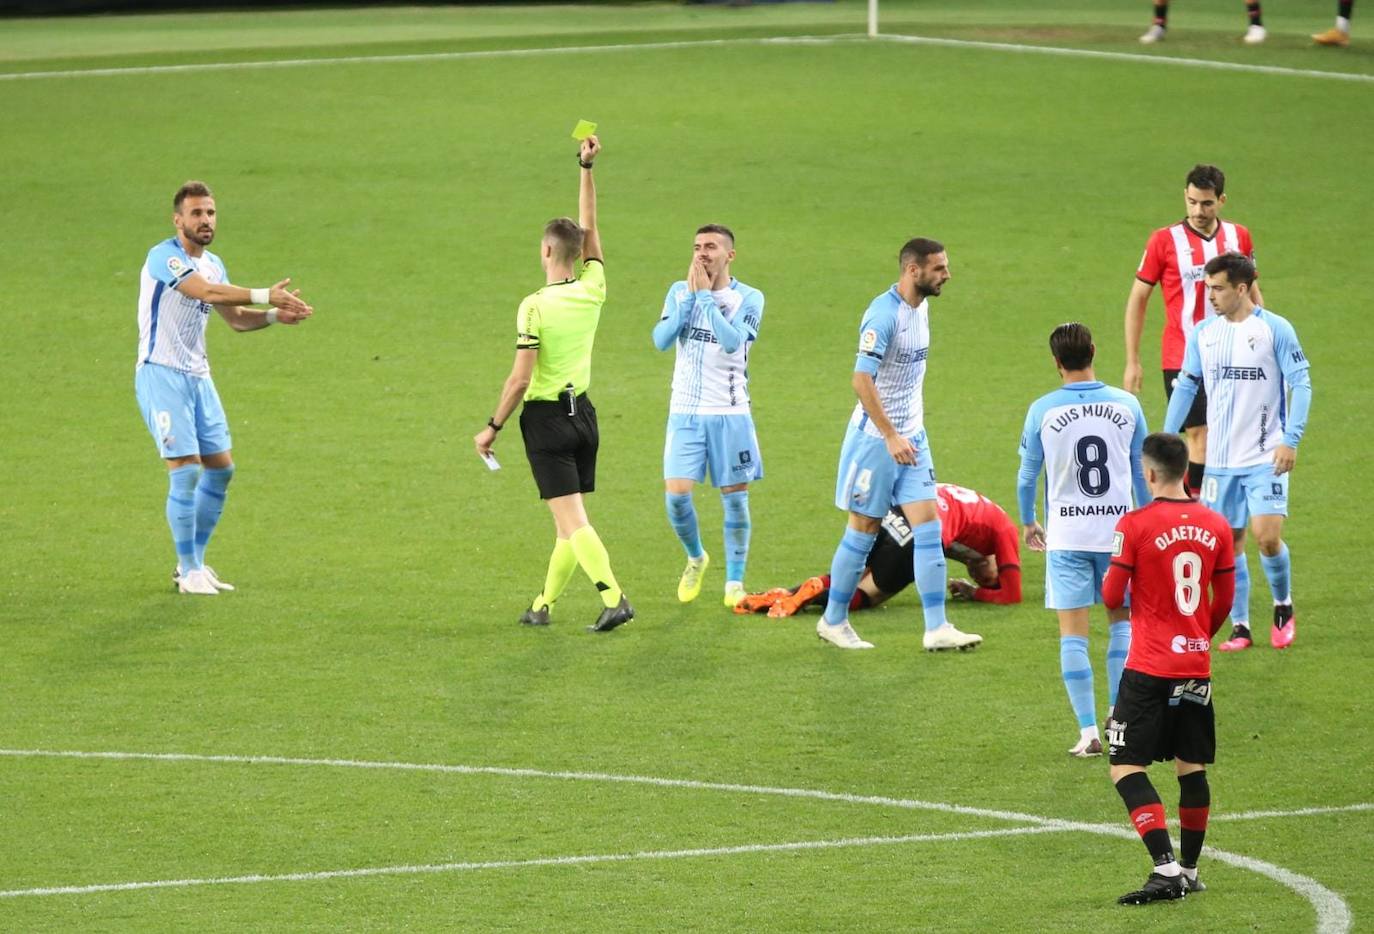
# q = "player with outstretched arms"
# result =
<box><xmin>1102</xmin><ymin>432</ymin><xmax>1235</xmax><ymax>905</ymax></box>
<box><xmin>135</xmin><ymin>180</ymin><xmax>313</xmax><ymax>595</ymax></box>
<box><xmin>653</xmin><ymin>225</ymin><xmax>765</xmax><ymax>608</ymax></box>
<box><xmin>813</xmin><ymin>238</ymin><xmax>982</xmax><ymax>651</ymax></box>
<box><xmin>1123</xmin><ymin>164</ymin><xmax>1262</xmax><ymax>498</ymax></box>
<box><xmin>1164</xmin><ymin>252</ymin><xmax>1311</xmax><ymax>651</ymax></box>
<box><xmin>1019</xmin><ymin>323</ymin><xmax>1150</xmax><ymax>757</ymax></box>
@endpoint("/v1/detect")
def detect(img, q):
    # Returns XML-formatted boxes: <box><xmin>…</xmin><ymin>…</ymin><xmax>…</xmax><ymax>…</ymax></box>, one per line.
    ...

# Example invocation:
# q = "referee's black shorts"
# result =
<box><xmin>520</xmin><ymin>394</ymin><xmax>598</xmax><ymax>500</ymax></box>
<box><xmin>1163</xmin><ymin>369</ymin><xmax>1208</xmax><ymax>431</ymax></box>
<box><xmin>1107</xmin><ymin>668</ymin><xmax>1216</xmax><ymax>767</ymax></box>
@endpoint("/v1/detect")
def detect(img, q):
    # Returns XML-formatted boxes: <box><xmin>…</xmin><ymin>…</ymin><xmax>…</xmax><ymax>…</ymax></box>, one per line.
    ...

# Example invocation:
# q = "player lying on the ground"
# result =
<box><xmin>735</xmin><ymin>483</ymin><xmax>1022</xmax><ymax>617</ymax></box>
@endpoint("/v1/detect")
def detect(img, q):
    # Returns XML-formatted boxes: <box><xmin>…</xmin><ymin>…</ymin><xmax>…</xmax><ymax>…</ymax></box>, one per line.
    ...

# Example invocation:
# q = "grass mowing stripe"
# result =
<box><xmin>0</xmin><ymin>34</ymin><xmax>861</xmax><ymax>81</ymax></box>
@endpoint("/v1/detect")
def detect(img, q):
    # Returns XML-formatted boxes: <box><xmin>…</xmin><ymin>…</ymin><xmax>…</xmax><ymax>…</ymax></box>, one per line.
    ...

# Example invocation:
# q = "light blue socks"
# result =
<box><xmin>167</xmin><ymin>465</ymin><xmax>201</xmax><ymax>573</ymax></box>
<box><xmin>911</xmin><ymin>519</ymin><xmax>948</xmax><ymax>632</ymax></box>
<box><xmin>1107</xmin><ymin>621</ymin><xmax>1131</xmax><ymax>708</ymax></box>
<box><xmin>665</xmin><ymin>492</ymin><xmax>704</xmax><ymax>559</ymax></box>
<box><xmin>193</xmin><ymin>465</ymin><xmax>234</xmax><ymax>567</ymax></box>
<box><xmin>1232</xmin><ymin>551</ymin><xmax>1251</xmax><ymax>625</ymax></box>
<box><xmin>821</xmin><ymin>528</ymin><xmax>876</xmax><ymax>626</ymax></box>
<box><xmin>1060</xmin><ymin>635</ymin><xmax>1096</xmax><ymax>730</ymax></box>
<box><xmin>1260</xmin><ymin>543</ymin><xmax>1291</xmax><ymax>603</ymax></box>
<box><xmin>721</xmin><ymin>490</ymin><xmax>751</xmax><ymax>584</ymax></box>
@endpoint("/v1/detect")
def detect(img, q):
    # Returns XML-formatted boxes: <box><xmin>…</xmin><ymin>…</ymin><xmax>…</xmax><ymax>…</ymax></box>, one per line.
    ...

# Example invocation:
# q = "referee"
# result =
<box><xmin>474</xmin><ymin>134</ymin><xmax>634</xmax><ymax>633</ymax></box>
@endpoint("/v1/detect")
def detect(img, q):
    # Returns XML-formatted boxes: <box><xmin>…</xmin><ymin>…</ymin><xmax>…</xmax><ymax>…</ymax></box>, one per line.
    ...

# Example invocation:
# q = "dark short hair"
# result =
<box><xmin>696</xmin><ymin>224</ymin><xmax>735</xmax><ymax>246</ymax></box>
<box><xmin>898</xmin><ymin>237</ymin><xmax>945</xmax><ymax>270</ymax></box>
<box><xmin>543</xmin><ymin>217</ymin><xmax>585</xmax><ymax>263</ymax></box>
<box><xmin>1049</xmin><ymin>322</ymin><xmax>1094</xmax><ymax>371</ymax></box>
<box><xmin>174</xmin><ymin>180</ymin><xmax>213</xmax><ymax>211</ymax></box>
<box><xmin>1204</xmin><ymin>251</ymin><xmax>1257</xmax><ymax>288</ymax></box>
<box><xmin>1185</xmin><ymin>164</ymin><xmax>1226</xmax><ymax>197</ymax></box>
<box><xmin>1142</xmin><ymin>432</ymin><xmax>1189</xmax><ymax>484</ymax></box>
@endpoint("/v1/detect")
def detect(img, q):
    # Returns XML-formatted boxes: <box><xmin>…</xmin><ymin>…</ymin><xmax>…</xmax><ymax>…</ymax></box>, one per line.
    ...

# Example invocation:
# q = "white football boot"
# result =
<box><xmin>922</xmin><ymin>622</ymin><xmax>983</xmax><ymax>652</ymax></box>
<box><xmin>1139</xmin><ymin>24</ymin><xmax>1166</xmax><ymax>43</ymax></box>
<box><xmin>1244</xmin><ymin>24</ymin><xmax>1267</xmax><ymax>44</ymax></box>
<box><xmin>177</xmin><ymin>568</ymin><xmax>219</xmax><ymax>595</ymax></box>
<box><xmin>816</xmin><ymin>618</ymin><xmax>874</xmax><ymax>650</ymax></box>
<box><xmin>175</xmin><ymin>565</ymin><xmax>235</xmax><ymax>591</ymax></box>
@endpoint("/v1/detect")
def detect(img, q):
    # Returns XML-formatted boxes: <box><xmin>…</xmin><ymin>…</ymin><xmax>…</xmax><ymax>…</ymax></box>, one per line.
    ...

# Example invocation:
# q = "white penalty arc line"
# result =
<box><xmin>0</xmin><ymin>31</ymin><xmax>1369</xmax><ymax>84</ymax></box>
<box><xmin>0</xmin><ymin>825</ymin><xmax>1066</xmax><ymax>899</ymax></box>
<box><xmin>0</xmin><ymin>748</ymin><xmax>1356</xmax><ymax>932</ymax></box>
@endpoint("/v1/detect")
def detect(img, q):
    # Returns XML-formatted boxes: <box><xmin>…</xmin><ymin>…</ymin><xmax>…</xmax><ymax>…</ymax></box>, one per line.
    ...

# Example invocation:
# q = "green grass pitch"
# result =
<box><xmin>1</xmin><ymin>1</ymin><xmax>1372</xmax><ymax>930</ymax></box>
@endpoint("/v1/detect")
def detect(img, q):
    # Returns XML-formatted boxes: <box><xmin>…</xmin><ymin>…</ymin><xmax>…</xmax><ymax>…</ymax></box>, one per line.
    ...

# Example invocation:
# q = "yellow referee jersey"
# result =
<box><xmin>516</xmin><ymin>259</ymin><xmax>606</xmax><ymax>401</ymax></box>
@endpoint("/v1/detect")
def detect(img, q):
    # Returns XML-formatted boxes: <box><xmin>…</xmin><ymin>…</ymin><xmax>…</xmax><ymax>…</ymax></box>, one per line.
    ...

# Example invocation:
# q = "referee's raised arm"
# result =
<box><xmin>578</xmin><ymin>135</ymin><xmax>601</xmax><ymax>263</ymax></box>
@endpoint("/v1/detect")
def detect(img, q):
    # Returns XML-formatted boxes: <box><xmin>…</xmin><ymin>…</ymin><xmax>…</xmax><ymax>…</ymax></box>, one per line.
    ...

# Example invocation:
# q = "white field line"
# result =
<box><xmin>0</xmin><ymin>747</ymin><xmax>1358</xmax><ymax>932</ymax></box>
<box><xmin>0</xmin><ymin>34</ymin><xmax>861</xmax><ymax>81</ymax></box>
<box><xmin>872</xmin><ymin>32</ymin><xmax>1374</xmax><ymax>84</ymax></box>
<box><xmin>1210</xmin><ymin>802</ymin><xmax>1374</xmax><ymax>822</ymax></box>
<box><xmin>0</xmin><ymin>30</ymin><xmax>1369</xmax><ymax>84</ymax></box>
<box><xmin>0</xmin><ymin>825</ymin><xmax>1065</xmax><ymax>899</ymax></box>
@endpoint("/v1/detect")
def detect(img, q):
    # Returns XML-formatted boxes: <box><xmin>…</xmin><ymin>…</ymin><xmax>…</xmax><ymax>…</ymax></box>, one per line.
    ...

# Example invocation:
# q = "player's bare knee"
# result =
<box><xmin>848</xmin><ymin>512</ymin><xmax>881</xmax><ymax>534</ymax></box>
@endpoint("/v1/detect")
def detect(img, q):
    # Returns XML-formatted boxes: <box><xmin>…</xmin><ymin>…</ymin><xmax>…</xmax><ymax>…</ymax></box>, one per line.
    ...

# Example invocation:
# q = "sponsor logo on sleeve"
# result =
<box><xmin>859</xmin><ymin>328</ymin><xmax>878</xmax><ymax>353</ymax></box>
<box><xmin>167</xmin><ymin>256</ymin><xmax>188</xmax><ymax>279</ymax></box>
<box><xmin>1111</xmin><ymin>531</ymin><xmax>1124</xmax><ymax>557</ymax></box>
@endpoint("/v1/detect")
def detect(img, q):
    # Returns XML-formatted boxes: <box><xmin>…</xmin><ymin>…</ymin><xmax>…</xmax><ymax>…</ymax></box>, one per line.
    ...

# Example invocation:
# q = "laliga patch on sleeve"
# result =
<box><xmin>167</xmin><ymin>256</ymin><xmax>189</xmax><ymax>279</ymax></box>
<box><xmin>1111</xmin><ymin>531</ymin><xmax>1124</xmax><ymax>557</ymax></box>
<box><xmin>859</xmin><ymin>328</ymin><xmax>878</xmax><ymax>353</ymax></box>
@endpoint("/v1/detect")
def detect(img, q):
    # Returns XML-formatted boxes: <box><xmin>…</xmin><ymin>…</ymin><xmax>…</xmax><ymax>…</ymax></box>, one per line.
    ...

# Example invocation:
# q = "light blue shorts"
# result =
<box><xmin>1200</xmin><ymin>466</ymin><xmax>1288</xmax><ymax>528</ymax></box>
<box><xmin>834</xmin><ymin>425</ymin><xmax>937</xmax><ymax>518</ymax></box>
<box><xmin>664</xmin><ymin>413</ymin><xmax>762</xmax><ymax>487</ymax></box>
<box><xmin>135</xmin><ymin>363</ymin><xmax>231</xmax><ymax>459</ymax></box>
<box><xmin>1045</xmin><ymin>549</ymin><xmax>1126</xmax><ymax>610</ymax></box>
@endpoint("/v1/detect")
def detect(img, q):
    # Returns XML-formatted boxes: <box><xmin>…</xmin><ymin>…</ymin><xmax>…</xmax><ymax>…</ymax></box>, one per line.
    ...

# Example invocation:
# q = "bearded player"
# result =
<box><xmin>1123</xmin><ymin>164</ymin><xmax>1262</xmax><ymax>498</ymax></box>
<box><xmin>1102</xmin><ymin>433</ymin><xmax>1235</xmax><ymax>905</ymax></box>
<box><xmin>736</xmin><ymin>483</ymin><xmax>1021</xmax><ymax>617</ymax></box>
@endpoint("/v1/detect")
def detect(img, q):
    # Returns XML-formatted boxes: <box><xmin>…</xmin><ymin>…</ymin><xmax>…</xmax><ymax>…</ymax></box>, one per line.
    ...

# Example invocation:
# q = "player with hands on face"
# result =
<box><xmin>654</xmin><ymin>225</ymin><xmax>765</xmax><ymax>609</ymax></box>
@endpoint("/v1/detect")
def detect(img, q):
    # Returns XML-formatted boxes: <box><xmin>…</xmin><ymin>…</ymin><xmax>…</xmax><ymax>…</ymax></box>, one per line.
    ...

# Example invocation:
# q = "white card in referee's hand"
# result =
<box><xmin>480</xmin><ymin>451</ymin><xmax>501</xmax><ymax>471</ymax></box>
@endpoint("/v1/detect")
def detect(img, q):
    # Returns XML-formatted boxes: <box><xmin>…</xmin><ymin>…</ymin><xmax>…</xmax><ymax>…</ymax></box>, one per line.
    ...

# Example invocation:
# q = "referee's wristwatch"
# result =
<box><xmin>487</xmin><ymin>418</ymin><xmax>503</xmax><ymax>432</ymax></box>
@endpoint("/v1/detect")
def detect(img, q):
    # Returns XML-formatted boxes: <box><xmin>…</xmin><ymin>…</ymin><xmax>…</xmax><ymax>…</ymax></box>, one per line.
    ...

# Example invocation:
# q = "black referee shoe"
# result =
<box><xmin>1118</xmin><ymin>872</ymin><xmax>1186</xmax><ymax>905</ymax></box>
<box><xmin>588</xmin><ymin>594</ymin><xmax>634</xmax><ymax>632</ymax></box>
<box><xmin>519</xmin><ymin>605</ymin><xmax>551</xmax><ymax>627</ymax></box>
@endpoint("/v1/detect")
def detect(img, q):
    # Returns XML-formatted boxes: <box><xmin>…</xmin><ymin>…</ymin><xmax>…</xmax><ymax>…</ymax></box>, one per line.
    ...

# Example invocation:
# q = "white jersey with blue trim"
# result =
<box><xmin>136</xmin><ymin>237</ymin><xmax>226</xmax><ymax>377</ymax></box>
<box><xmin>1018</xmin><ymin>381</ymin><xmax>1148</xmax><ymax>552</ymax></box>
<box><xmin>1183</xmin><ymin>307</ymin><xmax>1309</xmax><ymax>470</ymax></box>
<box><xmin>850</xmin><ymin>285</ymin><xmax>929</xmax><ymax>439</ymax></box>
<box><xmin>665</xmin><ymin>278</ymin><xmax>763</xmax><ymax>415</ymax></box>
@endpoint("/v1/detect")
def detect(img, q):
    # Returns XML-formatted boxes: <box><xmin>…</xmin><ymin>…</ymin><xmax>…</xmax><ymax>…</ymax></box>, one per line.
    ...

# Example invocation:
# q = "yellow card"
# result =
<box><xmin>571</xmin><ymin>119</ymin><xmax>598</xmax><ymax>141</ymax></box>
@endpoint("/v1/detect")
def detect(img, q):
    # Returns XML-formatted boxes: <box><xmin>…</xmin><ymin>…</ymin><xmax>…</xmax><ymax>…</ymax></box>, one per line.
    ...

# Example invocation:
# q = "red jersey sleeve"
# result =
<box><xmin>1137</xmin><ymin>229</ymin><xmax>1168</xmax><ymax>286</ymax></box>
<box><xmin>974</xmin><ymin>519</ymin><xmax>1023</xmax><ymax>604</ymax></box>
<box><xmin>1102</xmin><ymin>515</ymin><xmax>1134</xmax><ymax>610</ymax></box>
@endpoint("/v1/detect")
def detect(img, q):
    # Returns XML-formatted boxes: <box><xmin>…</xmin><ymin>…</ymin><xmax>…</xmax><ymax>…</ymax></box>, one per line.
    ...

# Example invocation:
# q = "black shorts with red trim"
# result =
<box><xmin>1108</xmin><ymin>668</ymin><xmax>1216</xmax><ymax>767</ymax></box>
